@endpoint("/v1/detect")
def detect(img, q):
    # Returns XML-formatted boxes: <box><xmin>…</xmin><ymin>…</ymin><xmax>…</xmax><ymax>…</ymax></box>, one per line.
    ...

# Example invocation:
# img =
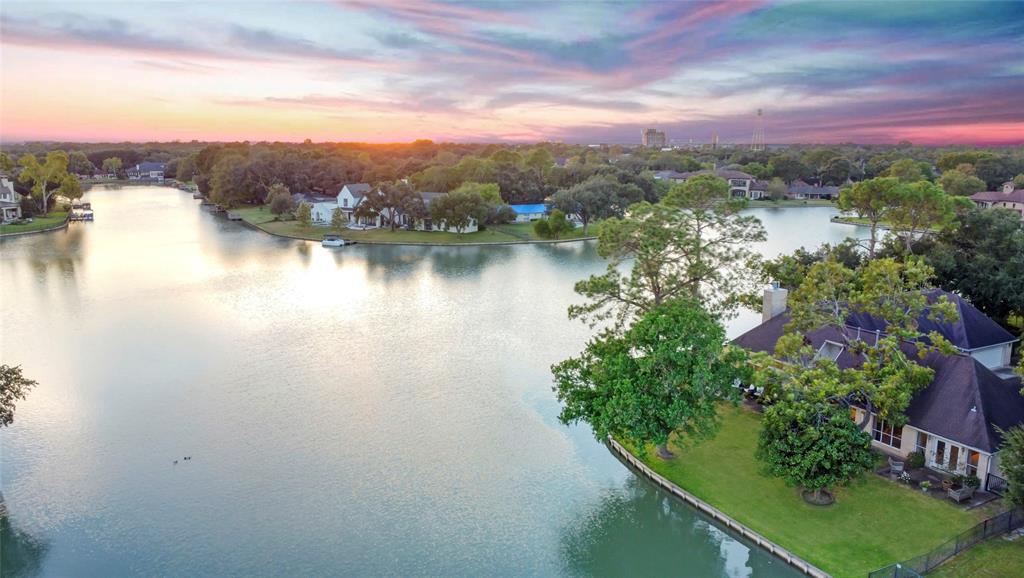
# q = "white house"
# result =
<box><xmin>336</xmin><ymin>183</ymin><xmax>379</xmax><ymax>226</ymax></box>
<box><xmin>0</xmin><ymin>175</ymin><xmax>22</xmax><ymax>221</ymax></box>
<box><xmin>126</xmin><ymin>162</ymin><xmax>166</xmax><ymax>181</ymax></box>
<box><xmin>294</xmin><ymin>194</ymin><xmax>340</xmax><ymax>225</ymax></box>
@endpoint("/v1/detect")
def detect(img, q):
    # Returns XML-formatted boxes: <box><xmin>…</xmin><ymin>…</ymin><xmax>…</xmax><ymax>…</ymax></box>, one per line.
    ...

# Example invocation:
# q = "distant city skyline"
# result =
<box><xmin>2</xmin><ymin>1</ymin><xmax>1023</xmax><ymax>145</ymax></box>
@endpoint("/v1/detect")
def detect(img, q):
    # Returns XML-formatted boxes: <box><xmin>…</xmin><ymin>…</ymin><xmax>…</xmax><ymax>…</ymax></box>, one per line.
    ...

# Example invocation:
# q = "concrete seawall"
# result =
<box><xmin>607</xmin><ymin>437</ymin><xmax>831</xmax><ymax>578</ymax></box>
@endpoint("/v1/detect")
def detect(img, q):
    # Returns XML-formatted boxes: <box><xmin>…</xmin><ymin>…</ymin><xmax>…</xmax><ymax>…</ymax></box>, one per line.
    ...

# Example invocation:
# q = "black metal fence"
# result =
<box><xmin>987</xmin><ymin>473</ymin><xmax>1008</xmax><ymax>495</ymax></box>
<box><xmin>868</xmin><ymin>507</ymin><xmax>1024</xmax><ymax>577</ymax></box>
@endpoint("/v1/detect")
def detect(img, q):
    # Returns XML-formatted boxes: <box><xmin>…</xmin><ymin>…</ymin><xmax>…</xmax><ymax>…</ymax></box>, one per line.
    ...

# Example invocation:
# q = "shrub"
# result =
<box><xmin>908</xmin><ymin>450</ymin><xmax>925</xmax><ymax>469</ymax></box>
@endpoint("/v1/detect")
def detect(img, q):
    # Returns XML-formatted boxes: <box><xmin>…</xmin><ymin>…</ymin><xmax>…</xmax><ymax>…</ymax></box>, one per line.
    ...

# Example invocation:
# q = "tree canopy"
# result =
<box><xmin>552</xmin><ymin>299</ymin><xmax>747</xmax><ymax>458</ymax></box>
<box><xmin>0</xmin><ymin>365</ymin><xmax>37</xmax><ymax>428</ymax></box>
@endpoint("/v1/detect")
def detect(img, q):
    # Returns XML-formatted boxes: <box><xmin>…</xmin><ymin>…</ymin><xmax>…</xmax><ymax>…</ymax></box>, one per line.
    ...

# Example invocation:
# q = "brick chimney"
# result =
<box><xmin>762</xmin><ymin>282</ymin><xmax>789</xmax><ymax>323</ymax></box>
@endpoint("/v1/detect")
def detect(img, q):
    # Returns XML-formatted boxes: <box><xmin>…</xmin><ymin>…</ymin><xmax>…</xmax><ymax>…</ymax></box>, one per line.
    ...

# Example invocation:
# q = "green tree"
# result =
<box><xmin>0</xmin><ymin>152</ymin><xmax>15</xmax><ymax>173</ymax></box>
<box><xmin>921</xmin><ymin>207</ymin><xmax>1024</xmax><ymax>326</ymax></box>
<box><xmin>767</xmin><ymin>177</ymin><xmax>788</xmax><ymax>201</ymax></box>
<box><xmin>176</xmin><ymin>153</ymin><xmax>198</xmax><ymax>182</ymax></box>
<box><xmin>101</xmin><ymin>156</ymin><xmax>122</xmax><ymax>177</ymax></box>
<box><xmin>331</xmin><ymin>207</ymin><xmax>346</xmax><ymax>231</ymax></box>
<box><xmin>939</xmin><ymin>169</ymin><xmax>987</xmax><ymax>196</ymax></box>
<box><xmin>1014</xmin><ymin>174</ymin><xmax>1024</xmax><ymax>189</ymax></box>
<box><xmin>266</xmin><ymin>183</ymin><xmax>293</xmax><ymax>216</ymax></box>
<box><xmin>296</xmin><ymin>202</ymin><xmax>312</xmax><ymax>226</ymax></box>
<box><xmin>757</xmin><ymin>396</ymin><xmax>875</xmax><ymax>503</ymax></box>
<box><xmin>0</xmin><ymin>364</ymin><xmax>38</xmax><ymax>427</ymax></box>
<box><xmin>821</xmin><ymin>156</ymin><xmax>853</xmax><ymax>186</ymax></box>
<box><xmin>885</xmin><ymin>159</ymin><xmax>931</xmax><ymax>182</ymax></box>
<box><xmin>355</xmin><ymin>181</ymin><xmax>423</xmax><ymax>231</ymax></box>
<box><xmin>887</xmin><ymin>181</ymin><xmax>965</xmax><ymax>253</ymax></box>
<box><xmin>429</xmin><ymin>189</ymin><xmax>489</xmax><ymax>233</ymax></box>
<box><xmin>524</xmin><ymin>148</ymin><xmax>554</xmax><ymax>177</ymax></box>
<box><xmin>550</xmin><ymin>175</ymin><xmax>642</xmax><ymax>234</ymax></box>
<box><xmin>57</xmin><ymin>174</ymin><xmax>83</xmax><ymax>204</ymax></box>
<box><xmin>996</xmin><ymin>425</ymin><xmax>1024</xmax><ymax>508</ymax></box>
<box><xmin>764</xmin><ymin>257</ymin><xmax>957</xmax><ymax>427</ymax></box>
<box><xmin>837</xmin><ymin>177</ymin><xmax>901</xmax><ymax>258</ymax></box>
<box><xmin>533</xmin><ymin>208</ymin><xmax>573</xmax><ymax>239</ymax></box>
<box><xmin>552</xmin><ymin>300</ymin><xmax>746</xmax><ymax>459</ymax></box>
<box><xmin>768</xmin><ymin>155</ymin><xmax>811</xmax><ymax>184</ymax></box>
<box><xmin>209</xmin><ymin>154</ymin><xmax>248</xmax><ymax>208</ymax></box>
<box><xmin>571</xmin><ymin>175</ymin><xmax>765</xmax><ymax>327</ymax></box>
<box><xmin>17</xmin><ymin>151</ymin><xmax>70</xmax><ymax>214</ymax></box>
<box><xmin>67</xmin><ymin>151</ymin><xmax>94</xmax><ymax>175</ymax></box>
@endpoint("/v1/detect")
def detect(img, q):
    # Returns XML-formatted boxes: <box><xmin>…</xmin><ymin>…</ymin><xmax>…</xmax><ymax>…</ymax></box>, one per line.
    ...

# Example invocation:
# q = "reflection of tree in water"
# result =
<box><xmin>0</xmin><ymin>502</ymin><xmax>49</xmax><ymax>578</ymax></box>
<box><xmin>428</xmin><ymin>245</ymin><xmax>512</xmax><ymax>277</ymax></box>
<box><xmin>560</xmin><ymin>474</ymin><xmax>788</xmax><ymax>578</ymax></box>
<box><xmin>27</xmin><ymin>226</ymin><xmax>85</xmax><ymax>280</ymax></box>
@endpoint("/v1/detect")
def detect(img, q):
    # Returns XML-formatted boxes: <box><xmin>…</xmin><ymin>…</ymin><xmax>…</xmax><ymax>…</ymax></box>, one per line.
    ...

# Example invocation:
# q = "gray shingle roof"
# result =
<box><xmin>343</xmin><ymin>183</ymin><xmax>372</xmax><ymax>199</ymax></box>
<box><xmin>732</xmin><ymin>306</ymin><xmax>1024</xmax><ymax>452</ymax></box>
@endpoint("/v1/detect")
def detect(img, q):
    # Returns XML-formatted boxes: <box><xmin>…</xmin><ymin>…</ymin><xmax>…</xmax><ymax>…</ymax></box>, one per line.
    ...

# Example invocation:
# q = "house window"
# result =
<box><xmin>916</xmin><ymin>432</ymin><xmax>928</xmax><ymax>454</ymax></box>
<box><xmin>343</xmin><ymin>198</ymin><xmax>349</xmax><ymax>207</ymax></box>
<box><xmin>966</xmin><ymin>450</ymin><xmax>979</xmax><ymax>477</ymax></box>
<box><xmin>872</xmin><ymin>418</ymin><xmax>902</xmax><ymax>448</ymax></box>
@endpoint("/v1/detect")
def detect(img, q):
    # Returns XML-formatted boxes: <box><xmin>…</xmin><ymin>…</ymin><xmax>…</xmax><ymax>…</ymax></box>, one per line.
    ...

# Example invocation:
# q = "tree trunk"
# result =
<box><xmin>868</xmin><ymin>223</ymin><xmax>878</xmax><ymax>258</ymax></box>
<box><xmin>656</xmin><ymin>443</ymin><xmax>675</xmax><ymax>460</ymax></box>
<box><xmin>813</xmin><ymin>487</ymin><xmax>822</xmax><ymax>502</ymax></box>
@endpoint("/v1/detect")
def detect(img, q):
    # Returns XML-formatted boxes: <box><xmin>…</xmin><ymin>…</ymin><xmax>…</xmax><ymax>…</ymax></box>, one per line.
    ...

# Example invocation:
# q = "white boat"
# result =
<box><xmin>321</xmin><ymin>235</ymin><xmax>346</xmax><ymax>247</ymax></box>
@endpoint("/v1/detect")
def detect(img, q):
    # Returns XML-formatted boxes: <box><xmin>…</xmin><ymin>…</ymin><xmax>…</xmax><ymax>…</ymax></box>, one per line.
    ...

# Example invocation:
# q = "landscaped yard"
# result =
<box><xmin>230</xmin><ymin>206</ymin><xmax>592</xmax><ymax>244</ymax></box>
<box><xmin>929</xmin><ymin>537</ymin><xmax>1024</xmax><ymax>578</ymax></box>
<box><xmin>631</xmin><ymin>406</ymin><xmax>986</xmax><ymax>578</ymax></box>
<box><xmin>0</xmin><ymin>212</ymin><xmax>69</xmax><ymax>236</ymax></box>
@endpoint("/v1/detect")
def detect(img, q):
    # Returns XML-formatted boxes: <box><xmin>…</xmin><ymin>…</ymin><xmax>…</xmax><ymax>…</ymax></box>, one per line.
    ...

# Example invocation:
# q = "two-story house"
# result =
<box><xmin>672</xmin><ymin>169</ymin><xmax>762</xmax><ymax>199</ymax></box>
<box><xmin>1</xmin><ymin>175</ymin><xmax>23</xmax><ymax>221</ymax></box>
<box><xmin>734</xmin><ymin>285</ymin><xmax>1023</xmax><ymax>493</ymax></box>
<box><xmin>970</xmin><ymin>181</ymin><xmax>1024</xmax><ymax>220</ymax></box>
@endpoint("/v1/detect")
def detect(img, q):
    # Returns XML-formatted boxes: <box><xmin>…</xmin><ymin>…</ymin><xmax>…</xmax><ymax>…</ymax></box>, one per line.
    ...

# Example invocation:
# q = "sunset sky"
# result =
<box><xmin>2</xmin><ymin>0</ymin><xmax>1023</xmax><ymax>145</ymax></box>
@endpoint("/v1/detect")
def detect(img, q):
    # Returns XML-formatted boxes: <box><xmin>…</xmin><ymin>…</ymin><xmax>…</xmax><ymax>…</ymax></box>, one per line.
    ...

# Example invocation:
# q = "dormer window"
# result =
<box><xmin>816</xmin><ymin>340</ymin><xmax>844</xmax><ymax>361</ymax></box>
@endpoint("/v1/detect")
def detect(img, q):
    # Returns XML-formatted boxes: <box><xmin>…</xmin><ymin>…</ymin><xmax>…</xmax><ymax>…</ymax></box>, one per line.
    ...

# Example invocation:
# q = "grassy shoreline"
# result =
<box><xmin>0</xmin><ymin>211</ymin><xmax>69</xmax><ymax>236</ymax></box>
<box><xmin>626</xmin><ymin>406</ymin><xmax>985</xmax><ymax>578</ymax></box>
<box><xmin>228</xmin><ymin>206</ymin><xmax>594</xmax><ymax>245</ymax></box>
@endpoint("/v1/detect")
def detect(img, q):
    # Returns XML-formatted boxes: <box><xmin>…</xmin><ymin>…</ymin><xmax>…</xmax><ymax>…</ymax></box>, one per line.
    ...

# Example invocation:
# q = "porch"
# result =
<box><xmin>876</xmin><ymin>457</ymin><xmax>1000</xmax><ymax>511</ymax></box>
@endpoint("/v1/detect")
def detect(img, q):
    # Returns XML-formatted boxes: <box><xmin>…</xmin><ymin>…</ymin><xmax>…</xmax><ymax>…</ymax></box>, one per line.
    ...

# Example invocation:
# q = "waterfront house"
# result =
<box><xmin>336</xmin><ymin>183</ymin><xmax>377</xmax><ymax>226</ymax></box>
<box><xmin>672</xmin><ymin>169</ymin><xmax>761</xmax><ymax>199</ymax></box>
<box><xmin>510</xmin><ymin>204</ymin><xmax>548</xmax><ymax>222</ymax></box>
<box><xmin>390</xmin><ymin>192</ymin><xmax>479</xmax><ymax>233</ymax></box>
<box><xmin>734</xmin><ymin>285</ymin><xmax>1023</xmax><ymax>493</ymax></box>
<box><xmin>293</xmin><ymin>193</ymin><xmax>339</xmax><ymax>225</ymax></box>
<box><xmin>0</xmin><ymin>175</ymin><xmax>22</xmax><ymax>221</ymax></box>
<box><xmin>126</xmin><ymin>162</ymin><xmax>167</xmax><ymax>181</ymax></box>
<box><xmin>786</xmin><ymin>180</ymin><xmax>839</xmax><ymax>200</ymax></box>
<box><xmin>970</xmin><ymin>182</ymin><xmax>1024</xmax><ymax>219</ymax></box>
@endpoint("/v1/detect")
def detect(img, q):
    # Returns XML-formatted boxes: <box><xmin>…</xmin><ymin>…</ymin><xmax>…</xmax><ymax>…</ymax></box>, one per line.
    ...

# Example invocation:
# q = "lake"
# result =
<box><xmin>0</xmin><ymin>186</ymin><xmax>863</xmax><ymax>577</ymax></box>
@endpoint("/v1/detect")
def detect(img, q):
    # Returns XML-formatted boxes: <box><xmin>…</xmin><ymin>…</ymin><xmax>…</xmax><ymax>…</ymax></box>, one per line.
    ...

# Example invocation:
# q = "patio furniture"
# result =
<box><xmin>888</xmin><ymin>457</ymin><xmax>905</xmax><ymax>476</ymax></box>
<box><xmin>948</xmin><ymin>486</ymin><xmax>975</xmax><ymax>503</ymax></box>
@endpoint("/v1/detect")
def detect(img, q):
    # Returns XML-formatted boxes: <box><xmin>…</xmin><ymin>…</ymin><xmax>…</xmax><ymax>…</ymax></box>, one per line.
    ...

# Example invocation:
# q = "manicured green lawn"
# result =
<box><xmin>230</xmin><ymin>206</ymin><xmax>592</xmax><ymax>244</ymax></box>
<box><xmin>491</xmin><ymin>222</ymin><xmax>594</xmax><ymax>241</ymax></box>
<box><xmin>929</xmin><ymin>538</ymin><xmax>1024</xmax><ymax>578</ymax></box>
<box><xmin>0</xmin><ymin>212</ymin><xmax>68</xmax><ymax>236</ymax></box>
<box><xmin>631</xmin><ymin>406</ymin><xmax>984</xmax><ymax>578</ymax></box>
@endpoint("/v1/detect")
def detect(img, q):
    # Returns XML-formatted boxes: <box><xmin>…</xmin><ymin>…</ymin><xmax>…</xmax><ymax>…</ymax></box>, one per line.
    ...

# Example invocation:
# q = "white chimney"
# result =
<box><xmin>1003</xmin><ymin>181</ymin><xmax>1015</xmax><ymax>194</ymax></box>
<box><xmin>763</xmin><ymin>282</ymin><xmax>789</xmax><ymax>323</ymax></box>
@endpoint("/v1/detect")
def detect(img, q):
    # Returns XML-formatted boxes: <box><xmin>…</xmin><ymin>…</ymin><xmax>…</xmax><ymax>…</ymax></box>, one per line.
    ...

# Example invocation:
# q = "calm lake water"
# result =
<box><xmin>0</xmin><ymin>187</ymin><xmax>862</xmax><ymax>577</ymax></box>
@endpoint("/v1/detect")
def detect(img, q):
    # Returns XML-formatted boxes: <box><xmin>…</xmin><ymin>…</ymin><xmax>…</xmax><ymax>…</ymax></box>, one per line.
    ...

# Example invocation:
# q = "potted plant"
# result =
<box><xmin>920</xmin><ymin>481</ymin><xmax>932</xmax><ymax>493</ymax></box>
<box><xmin>898</xmin><ymin>471</ymin><xmax>913</xmax><ymax>485</ymax></box>
<box><xmin>908</xmin><ymin>450</ymin><xmax>925</xmax><ymax>469</ymax></box>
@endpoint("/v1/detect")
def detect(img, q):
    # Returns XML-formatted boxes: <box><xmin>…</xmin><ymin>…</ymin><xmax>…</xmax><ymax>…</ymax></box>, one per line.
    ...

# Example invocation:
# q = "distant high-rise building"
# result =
<box><xmin>642</xmin><ymin>128</ymin><xmax>667</xmax><ymax>148</ymax></box>
<box><xmin>751</xmin><ymin>109</ymin><xmax>765</xmax><ymax>152</ymax></box>
<box><xmin>711</xmin><ymin>134</ymin><xmax>719</xmax><ymax>150</ymax></box>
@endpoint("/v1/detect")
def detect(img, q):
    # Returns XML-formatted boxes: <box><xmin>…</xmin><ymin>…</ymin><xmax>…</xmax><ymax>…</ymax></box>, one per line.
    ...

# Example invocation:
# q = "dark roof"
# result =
<box><xmin>418</xmin><ymin>192</ymin><xmax>446</xmax><ymax>206</ymax></box>
<box><xmin>970</xmin><ymin>189</ymin><xmax>1024</xmax><ymax>203</ymax></box>
<box><xmin>135</xmin><ymin>162</ymin><xmax>166</xmax><ymax>172</ymax></box>
<box><xmin>732</xmin><ymin>313</ymin><xmax>1024</xmax><ymax>452</ymax></box>
<box><xmin>751</xmin><ymin>180</ymin><xmax>770</xmax><ymax>191</ymax></box>
<box><xmin>843</xmin><ymin>289</ymin><xmax>1016</xmax><ymax>351</ymax></box>
<box><xmin>343</xmin><ymin>183</ymin><xmax>372</xmax><ymax>198</ymax></box>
